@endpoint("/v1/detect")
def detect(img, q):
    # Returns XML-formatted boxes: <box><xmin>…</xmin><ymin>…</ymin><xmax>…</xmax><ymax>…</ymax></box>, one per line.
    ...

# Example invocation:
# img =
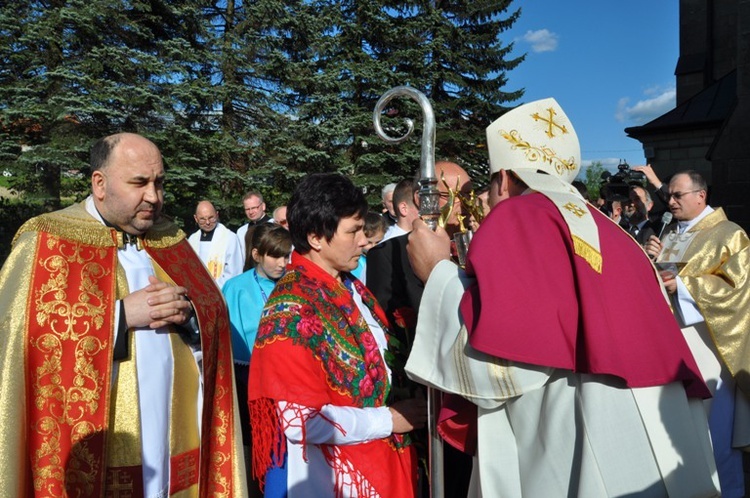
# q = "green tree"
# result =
<box><xmin>0</xmin><ymin>0</ymin><xmax>526</xmax><ymax>230</ymax></box>
<box><xmin>0</xmin><ymin>0</ymin><xmax>217</xmax><ymax>217</ymax></box>
<box><xmin>270</xmin><ymin>0</ymin><xmax>525</xmax><ymax>202</ymax></box>
<box><xmin>363</xmin><ymin>0</ymin><xmax>525</xmax><ymax>190</ymax></box>
<box><xmin>580</xmin><ymin>160</ymin><xmax>606</xmax><ymax>201</ymax></box>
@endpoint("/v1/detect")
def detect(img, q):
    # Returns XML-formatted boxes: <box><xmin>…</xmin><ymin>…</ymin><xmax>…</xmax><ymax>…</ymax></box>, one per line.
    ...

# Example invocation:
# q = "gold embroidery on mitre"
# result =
<box><xmin>563</xmin><ymin>202</ymin><xmax>587</xmax><ymax>218</ymax></box>
<box><xmin>499</xmin><ymin>129</ymin><xmax>577</xmax><ymax>176</ymax></box>
<box><xmin>572</xmin><ymin>235</ymin><xmax>602</xmax><ymax>274</ymax></box>
<box><xmin>532</xmin><ymin>107</ymin><xmax>569</xmax><ymax>138</ymax></box>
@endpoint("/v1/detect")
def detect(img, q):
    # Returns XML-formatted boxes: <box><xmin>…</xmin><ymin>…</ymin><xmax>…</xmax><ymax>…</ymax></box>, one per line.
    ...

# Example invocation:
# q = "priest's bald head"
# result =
<box><xmin>435</xmin><ymin>160</ymin><xmax>473</xmax><ymax>236</ymax></box>
<box><xmin>90</xmin><ymin>133</ymin><xmax>165</xmax><ymax>236</ymax></box>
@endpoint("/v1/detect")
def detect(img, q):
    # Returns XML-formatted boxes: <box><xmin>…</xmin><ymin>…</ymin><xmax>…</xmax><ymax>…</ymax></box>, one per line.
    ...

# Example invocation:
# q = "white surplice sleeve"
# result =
<box><xmin>405</xmin><ymin>260</ymin><xmax>553</xmax><ymax>410</ymax></box>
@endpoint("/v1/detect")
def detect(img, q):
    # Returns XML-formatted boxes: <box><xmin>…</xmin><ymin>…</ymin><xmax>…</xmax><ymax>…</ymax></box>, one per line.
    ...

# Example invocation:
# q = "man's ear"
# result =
<box><xmin>499</xmin><ymin>170</ymin><xmax>510</xmax><ymax>196</ymax></box>
<box><xmin>397</xmin><ymin>201</ymin><xmax>409</xmax><ymax>217</ymax></box>
<box><xmin>91</xmin><ymin>171</ymin><xmax>106</xmax><ymax>201</ymax></box>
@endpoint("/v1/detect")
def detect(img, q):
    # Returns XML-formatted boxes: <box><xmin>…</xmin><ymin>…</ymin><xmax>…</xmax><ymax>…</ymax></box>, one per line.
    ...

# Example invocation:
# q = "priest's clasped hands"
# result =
<box><xmin>123</xmin><ymin>275</ymin><xmax>194</xmax><ymax>330</ymax></box>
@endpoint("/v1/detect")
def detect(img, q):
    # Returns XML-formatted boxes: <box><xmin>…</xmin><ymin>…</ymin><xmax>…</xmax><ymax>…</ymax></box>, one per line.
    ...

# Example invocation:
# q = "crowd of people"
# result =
<box><xmin>1</xmin><ymin>94</ymin><xmax>748</xmax><ymax>498</ymax></box>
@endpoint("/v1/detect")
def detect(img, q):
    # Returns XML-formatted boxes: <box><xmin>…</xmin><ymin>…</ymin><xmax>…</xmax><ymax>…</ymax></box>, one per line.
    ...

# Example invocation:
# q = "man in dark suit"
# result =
<box><xmin>626</xmin><ymin>185</ymin><xmax>658</xmax><ymax>245</ymax></box>
<box><xmin>366</xmin><ymin>161</ymin><xmax>473</xmax><ymax>498</ymax></box>
<box><xmin>367</xmin><ymin>163</ymin><xmax>472</xmax><ymax>344</ymax></box>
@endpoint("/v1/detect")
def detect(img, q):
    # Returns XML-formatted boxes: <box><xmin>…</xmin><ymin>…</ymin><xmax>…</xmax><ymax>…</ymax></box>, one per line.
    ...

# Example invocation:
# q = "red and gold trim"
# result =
<box><xmin>147</xmin><ymin>239</ymin><xmax>236</xmax><ymax>498</ymax></box>
<box><xmin>26</xmin><ymin>232</ymin><xmax>117</xmax><ymax>497</ymax></box>
<box><xmin>169</xmin><ymin>448</ymin><xmax>200</xmax><ymax>494</ymax></box>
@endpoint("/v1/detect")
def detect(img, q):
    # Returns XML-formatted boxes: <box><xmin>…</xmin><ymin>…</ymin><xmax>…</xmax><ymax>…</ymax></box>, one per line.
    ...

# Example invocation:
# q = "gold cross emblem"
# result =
<box><xmin>563</xmin><ymin>202</ymin><xmax>586</xmax><ymax>218</ymax></box>
<box><xmin>175</xmin><ymin>452</ymin><xmax>198</xmax><ymax>490</ymax></box>
<box><xmin>532</xmin><ymin>107</ymin><xmax>568</xmax><ymax>138</ymax></box>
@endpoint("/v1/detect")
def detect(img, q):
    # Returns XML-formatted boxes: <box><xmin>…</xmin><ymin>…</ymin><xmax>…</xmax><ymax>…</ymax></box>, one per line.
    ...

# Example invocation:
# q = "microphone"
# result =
<box><xmin>657</xmin><ymin>212</ymin><xmax>673</xmax><ymax>239</ymax></box>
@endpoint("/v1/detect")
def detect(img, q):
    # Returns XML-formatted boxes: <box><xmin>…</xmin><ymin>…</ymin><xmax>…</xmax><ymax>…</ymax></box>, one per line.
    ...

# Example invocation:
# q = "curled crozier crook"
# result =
<box><xmin>373</xmin><ymin>86</ymin><xmax>441</xmax><ymax>230</ymax></box>
<box><xmin>373</xmin><ymin>86</ymin><xmax>446</xmax><ymax>498</ymax></box>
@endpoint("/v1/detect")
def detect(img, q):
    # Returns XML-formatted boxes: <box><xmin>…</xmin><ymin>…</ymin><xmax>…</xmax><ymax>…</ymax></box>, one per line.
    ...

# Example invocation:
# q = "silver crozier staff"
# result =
<box><xmin>373</xmin><ymin>86</ymin><xmax>444</xmax><ymax>498</ymax></box>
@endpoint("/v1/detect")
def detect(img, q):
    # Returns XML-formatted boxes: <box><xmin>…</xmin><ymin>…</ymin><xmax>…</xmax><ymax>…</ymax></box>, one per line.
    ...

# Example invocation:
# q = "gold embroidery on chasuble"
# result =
<box><xmin>105</xmin><ymin>467</ymin><xmax>142</xmax><ymax>498</ymax></box>
<box><xmin>27</xmin><ymin>231</ymin><xmax>116</xmax><ymax>497</ymax></box>
<box><xmin>658</xmin><ymin>230</ymin><xmax>698</xmax><ymax>267</ymax></box>
<box><xmin>170</xmin><ymin>448</ymin><xmax>200</xmax><ymax>496</ymax></box>
<box><xmin>146</xmin><ymin>239</ymin><xmax>236</xmax><ymax>497</ymax></box>
<box><xmin>666</xmin><ymin>210</ymin><xmax>750</xmax><ymax>393</ymax></box>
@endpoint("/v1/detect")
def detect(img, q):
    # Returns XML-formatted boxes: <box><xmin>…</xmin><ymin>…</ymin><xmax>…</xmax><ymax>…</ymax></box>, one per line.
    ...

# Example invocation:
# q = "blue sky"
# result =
<box><xmin>503</xmin><ymin>1</ymin><xmax>679</xmax><ymax>172</ymax></box>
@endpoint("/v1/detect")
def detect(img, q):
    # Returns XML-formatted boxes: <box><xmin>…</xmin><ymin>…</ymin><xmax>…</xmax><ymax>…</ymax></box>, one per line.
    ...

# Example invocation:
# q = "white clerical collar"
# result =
<box><xmin>678</xmin><ymin>205</ymin><xmax>714</xmax><ymax>233</ymax></box>
<box><xmin>85</xmin><ymin>195</ymin><xmax>104</xmax><ymax>224</ymax></box>
<box><xmin>85</xmin><ymin>196</ymin><xmax>142</xmax><ymax>249</ymax></box>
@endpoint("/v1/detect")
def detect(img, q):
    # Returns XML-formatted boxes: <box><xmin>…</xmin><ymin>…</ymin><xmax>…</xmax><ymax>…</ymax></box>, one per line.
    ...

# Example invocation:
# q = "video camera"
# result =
<box><xmin>600</xmin><ymin>160</ymin><xmax>647</xmax><ymax>201</ymax></box>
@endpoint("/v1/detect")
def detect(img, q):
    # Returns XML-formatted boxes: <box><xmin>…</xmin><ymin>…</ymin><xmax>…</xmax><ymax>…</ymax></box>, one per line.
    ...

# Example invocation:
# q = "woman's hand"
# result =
<box><xmin>389</xmin><ymin>397</ymin><xmax>428</xmax><ymax>433</ymax></box>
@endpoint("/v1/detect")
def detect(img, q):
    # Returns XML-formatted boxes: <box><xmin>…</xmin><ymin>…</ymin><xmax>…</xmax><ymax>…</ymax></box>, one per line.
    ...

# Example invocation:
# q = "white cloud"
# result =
<box><xmin>616</xmin><ymin>87</ymin><xmax>676</xmax><ymax>124</ymax></box>
<box><xmin>519</xmin><ymin>29</ymin><xmax>559</xmax><ymax>53</ymax></box>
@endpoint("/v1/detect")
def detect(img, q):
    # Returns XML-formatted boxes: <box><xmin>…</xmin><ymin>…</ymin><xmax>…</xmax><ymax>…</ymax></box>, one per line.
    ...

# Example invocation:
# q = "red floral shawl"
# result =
<box><xmin>249</xmin><ymin>252</ymin><xmax>416</xmax><ymax>497</ymax></box>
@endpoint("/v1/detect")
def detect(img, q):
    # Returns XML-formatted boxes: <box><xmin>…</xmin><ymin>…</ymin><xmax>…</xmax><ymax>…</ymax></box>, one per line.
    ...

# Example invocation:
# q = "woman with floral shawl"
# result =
<box><xmin>249</xmin><ymin>173</ymin><xmax>425</xmax><ymax>497</ymax></box>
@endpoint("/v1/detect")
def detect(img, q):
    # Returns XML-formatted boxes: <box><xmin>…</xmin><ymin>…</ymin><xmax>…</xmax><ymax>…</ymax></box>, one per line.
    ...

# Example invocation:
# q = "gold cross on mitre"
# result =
<box><xmin>563</xmin><ymin>202</ymin><xmax>586</xmax><ymax>218</ymax></box>
<box><xmin>532</xmin><ymin>107</ymin><xmax>569</xmax><ymax>138</ymax></box>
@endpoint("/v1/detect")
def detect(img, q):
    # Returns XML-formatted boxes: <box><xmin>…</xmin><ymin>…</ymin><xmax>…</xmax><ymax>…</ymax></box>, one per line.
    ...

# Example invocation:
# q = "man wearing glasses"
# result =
<box><xmin>237</xmin><ymin>191</ymin><xmax>273</xmax><ymax>263</ymax></box>
<box><xmin>189</xmin><ymin>200</ymin><xmax>243</xmax><ymax>287</ymax></box>
<box><xmin>646</xmin><ymin>170</ymin><xmax>750</xmax><ymax>498</ymax></box>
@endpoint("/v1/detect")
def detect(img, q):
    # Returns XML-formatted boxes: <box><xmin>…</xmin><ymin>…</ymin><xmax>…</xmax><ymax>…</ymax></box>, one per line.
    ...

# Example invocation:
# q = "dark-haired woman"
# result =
<box><xmin>249</xmin><ymin>173</ymin><xmax>425</xmax><ymax>498</ymax></box>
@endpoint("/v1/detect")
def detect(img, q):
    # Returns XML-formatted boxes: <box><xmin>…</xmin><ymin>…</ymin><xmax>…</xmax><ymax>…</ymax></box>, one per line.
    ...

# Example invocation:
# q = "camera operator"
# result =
<box><xmin>599</xmin><ymin>161</ymin><xmax>648</xmax><ymax>231</ymax></box>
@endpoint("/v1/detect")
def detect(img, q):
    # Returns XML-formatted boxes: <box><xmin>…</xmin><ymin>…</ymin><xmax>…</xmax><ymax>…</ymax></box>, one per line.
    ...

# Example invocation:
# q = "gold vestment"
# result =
<box><xmin>0</xmin><ymin>202</ymin><xmax>247</xmax><ymax>497</ymax></box>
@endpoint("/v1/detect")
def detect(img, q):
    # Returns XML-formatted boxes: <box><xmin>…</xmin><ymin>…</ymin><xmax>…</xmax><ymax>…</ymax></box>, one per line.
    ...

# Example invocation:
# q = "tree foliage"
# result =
<box><xmin>581</xmin><ymin>161</ymin><xmax>606</xmax><ymax>201</ymax></box>
<box><xmin>0</xmin><ymin>0</ymin><xmax>524</xmax><ymax>246</ymax></box>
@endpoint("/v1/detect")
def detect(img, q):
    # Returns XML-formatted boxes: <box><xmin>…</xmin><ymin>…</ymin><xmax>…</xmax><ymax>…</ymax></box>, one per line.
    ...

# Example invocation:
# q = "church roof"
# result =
<box><xmin>625</xmin><ymin>70</ymin><xmax>736</xmax><ymax>137</ymax></box>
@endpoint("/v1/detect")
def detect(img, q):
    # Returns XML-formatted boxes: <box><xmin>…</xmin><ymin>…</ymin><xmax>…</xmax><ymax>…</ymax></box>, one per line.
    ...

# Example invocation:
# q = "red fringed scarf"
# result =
<box><xmin>249</xmin><ymin>252</ymin><xmax>416</xmax><ymax>497</ymax></box>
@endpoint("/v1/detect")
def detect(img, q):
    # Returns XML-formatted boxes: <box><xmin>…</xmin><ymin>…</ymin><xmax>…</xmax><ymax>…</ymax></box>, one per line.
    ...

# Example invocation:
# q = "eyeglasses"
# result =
<box><xmin>666</xmin><ymin>189</ymin><xmax>703</xmax><ymax>200</ymax></box>
<box><xmin>196</xmin><ymin>216</ymin><xmax>217</xmax><ymax>223</ymax></box>
<box><xmin>245</xmin><ymin>204</ymin><xmax>263</xmax><ymax>211</ymax></box>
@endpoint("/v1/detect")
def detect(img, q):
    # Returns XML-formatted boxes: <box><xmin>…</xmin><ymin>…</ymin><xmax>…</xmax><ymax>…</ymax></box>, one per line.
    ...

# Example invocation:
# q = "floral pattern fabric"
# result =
<box><xmin>249</xmin><ymin>251</ymin><xmax>417</xmax><ymax>497</ymax></box>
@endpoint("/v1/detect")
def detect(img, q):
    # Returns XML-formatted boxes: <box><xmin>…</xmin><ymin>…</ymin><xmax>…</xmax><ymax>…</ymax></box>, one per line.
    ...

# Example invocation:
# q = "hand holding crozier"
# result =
<box><xmin>407</xmin><ymin>218</ymin><xmax>452</xmax><ymax>283</ymax></box>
